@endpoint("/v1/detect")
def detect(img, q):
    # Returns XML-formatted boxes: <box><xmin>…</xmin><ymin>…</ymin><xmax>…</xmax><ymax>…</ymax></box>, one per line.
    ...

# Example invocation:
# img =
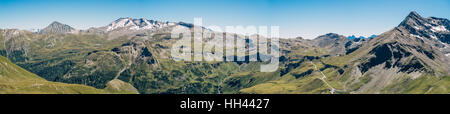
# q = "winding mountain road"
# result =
<box><xmin>310</xmin><ymin>61</ymin><xmax>336</xmax><ymax>94</ymax></box>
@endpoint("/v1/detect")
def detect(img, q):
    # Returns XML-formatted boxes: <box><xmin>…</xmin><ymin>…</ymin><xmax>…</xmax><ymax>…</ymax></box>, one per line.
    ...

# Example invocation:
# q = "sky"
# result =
<box><xmin>0</xmin><ymin>0</ymin><xmax>449</xmax><ymax>39</ymax></box>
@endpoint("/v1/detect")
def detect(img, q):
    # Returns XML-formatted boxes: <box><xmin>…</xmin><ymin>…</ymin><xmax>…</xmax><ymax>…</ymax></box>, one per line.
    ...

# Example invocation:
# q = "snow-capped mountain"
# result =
<box><xmin>399</xmin><ymin>11</ymin><xmax>450</xmax><ymax>56</ymax></box>
<box><xmin>399</xmin><ymin>11</ymin><xmax>449</xmax><ymax>42</ymax></box>
<box><xmin>104</xmin><ymin>17</ymin><xmax>177</xmax><ymax>32</ymax></box>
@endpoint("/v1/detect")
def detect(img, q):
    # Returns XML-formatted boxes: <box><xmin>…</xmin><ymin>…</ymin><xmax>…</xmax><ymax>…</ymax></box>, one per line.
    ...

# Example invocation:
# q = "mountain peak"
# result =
<box><xmin>49</xmin><ymin>21</ymin><xmax>63</xmax><ymax>25</ymax></box>
<box><xmin>407</xmin><ymin>11</ymin><xmax>421</xmax><ymax>18</ymax></box>
<box><xmin>398</xmin><ymin>11</ymin><xmax>425</xmax><ymax>28</ymax></box>
<box><xmin>40</xmin><ymin>21</ymin><xmax>75</xmax><ymax>34</ymax></box>
<box><xmin>397</xmin><ymin>11</ymin><xmax>450</xmax><ymax>44</ymax></box>
<box><xmin>319</xmin><ymin>33</ymin><xmax>342</xmax><ymax>39</ymax></box>
<box><xmin>115</xmin><ymin>17</ymin><xmax>133</xmax><ymax>21</ymax></box>
<box><xmin>105</xmin><ymin>17</ymin><xmax>176</xmax><ymax>31</ymax></box>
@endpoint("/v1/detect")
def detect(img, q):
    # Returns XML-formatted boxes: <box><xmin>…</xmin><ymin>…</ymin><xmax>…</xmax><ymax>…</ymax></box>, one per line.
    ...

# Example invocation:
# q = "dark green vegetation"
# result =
<box><xmin>0</xmin><ymin>55</ymin><xmax>137</xmax><ymax>94</ymax></box>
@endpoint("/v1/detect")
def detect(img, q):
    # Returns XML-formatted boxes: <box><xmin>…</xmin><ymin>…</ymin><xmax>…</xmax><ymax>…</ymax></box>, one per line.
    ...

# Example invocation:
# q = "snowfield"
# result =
<box><xmin>431</xmin><ymin>25</ymin><xmax>448</xmax><ymax>32</ymax></box>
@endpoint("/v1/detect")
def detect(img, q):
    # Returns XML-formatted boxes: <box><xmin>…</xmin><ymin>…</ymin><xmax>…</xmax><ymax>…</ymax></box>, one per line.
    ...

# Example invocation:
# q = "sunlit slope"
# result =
<box><xmin>0</xmin><ymin>56</ymin><xmax>129</xmax><ymax>94</ymax></box>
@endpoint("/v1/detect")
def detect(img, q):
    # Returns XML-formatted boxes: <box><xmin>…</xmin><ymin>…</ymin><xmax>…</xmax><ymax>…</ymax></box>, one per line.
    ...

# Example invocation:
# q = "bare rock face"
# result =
<box><xmin>356</xmin><ymin>27</ymin><xmax>449</xmax><ymax>77</ymax></box>
<box><xmin>0</xmin><ymin>29</ymin><xmax>31</xmax><ymax>63</ymax></box>
<box><xmin>111</xmin><ymin>40</ymin><xmax>158</xmax><ymax>65</ymax></box>
<box><xmin>314</xmin><ymin>33</ymin><xmax>347</xmax><ymax>48</ymax></box>
<box><xmin>399</xmin><ymin>11</ymin><xmax>450</xmax><ymax>54</ymax></box>
<box><xmin>340</xmin><ymin>12</ymin><xmax>450</xmax><ymax>93</ymax></box>
<box><xmin>313</xmin><ymin>33</ymin><xmax>352</xmax><ymax>55</ymax></box>
<box><xmin>40</xmin><ymin>21</ymin><xmax>76</xmax><ymax>34</ymax></box>
<box><xmin>355</xmin><ymin>11</ymin><xmax>450</xmax><ymax>76</ymax></box>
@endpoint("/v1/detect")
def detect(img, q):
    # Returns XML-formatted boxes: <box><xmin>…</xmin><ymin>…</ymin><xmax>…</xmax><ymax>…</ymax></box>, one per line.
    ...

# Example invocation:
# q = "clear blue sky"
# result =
<box><xmin>0</xmin><ymin>0</ymin><xmax>449</xmax><ymax>39</ymax></box>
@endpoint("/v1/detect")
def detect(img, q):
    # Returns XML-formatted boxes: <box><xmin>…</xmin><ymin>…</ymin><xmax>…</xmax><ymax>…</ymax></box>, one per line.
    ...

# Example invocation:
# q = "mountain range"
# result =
<box><xmin>0</xmin><ymin>11</ymin><xmax>448</xmax><ymax>94</ymax></box>
<box><xmin>348</xmin><ymin>35</ymin><xmax>377</xmax><ymax>39</ymax></box>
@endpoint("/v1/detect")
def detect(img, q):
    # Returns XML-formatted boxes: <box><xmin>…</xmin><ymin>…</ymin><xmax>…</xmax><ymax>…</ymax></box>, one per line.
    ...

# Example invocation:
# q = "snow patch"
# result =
<box><xmin>442</xmin><ymin>42</ymin><xmax>449</xmax><ymax>47</ymax></box>
<box><xmin>107</xmin><ymin>18</ymin><xmax>135</xmax><ymax>31</ymax></box>
<box><xmin>410</xmin><ymin>34</ymin><xmax>423</xmax><ymax>39</ymax></box>
<box><xmin>430</xmin><ymin>35</ymin><xmax>438</xmax><ymax>39</ymax></box>
<box><xmin>431</xmin><ymin>25</ymin><xmax>448</xmax><ymax>32</ymax></box>
<box><xmin>409</xmin><ymin>71</ymin><xmax>423</xmax><ymax>80</ymax></box>
<box><xmin>106</xmin><ymin>18</ymin><xmax>172</xmax><ymax>32</ymax></box>
<box><xmin>12</xmin><ymin>30</ymin><xmax>19</xmax><ymax>35</ymax></box>
<box><xmin>413</xmin><ymin>26</ymin><xmax>422</xmax><ymax>30</ymax></box>
<box><xmin>168</xmin><ymin>22</ymin><xmax>176</xmax><ymax>26</ymax></box>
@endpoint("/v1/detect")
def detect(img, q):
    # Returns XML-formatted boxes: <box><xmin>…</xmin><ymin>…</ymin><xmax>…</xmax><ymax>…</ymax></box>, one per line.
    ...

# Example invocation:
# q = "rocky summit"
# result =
<box><xmin>39</xmin><ymin>21</ymin><xmax>76</xmax><ymax>34</ymax></box>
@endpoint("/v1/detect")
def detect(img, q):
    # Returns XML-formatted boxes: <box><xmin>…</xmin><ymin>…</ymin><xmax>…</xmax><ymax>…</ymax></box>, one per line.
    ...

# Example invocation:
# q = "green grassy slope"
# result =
<box><xmin>0</xmin><ymin>55</ymin><xmax>133</xmax><ymax>94</ymax></box>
